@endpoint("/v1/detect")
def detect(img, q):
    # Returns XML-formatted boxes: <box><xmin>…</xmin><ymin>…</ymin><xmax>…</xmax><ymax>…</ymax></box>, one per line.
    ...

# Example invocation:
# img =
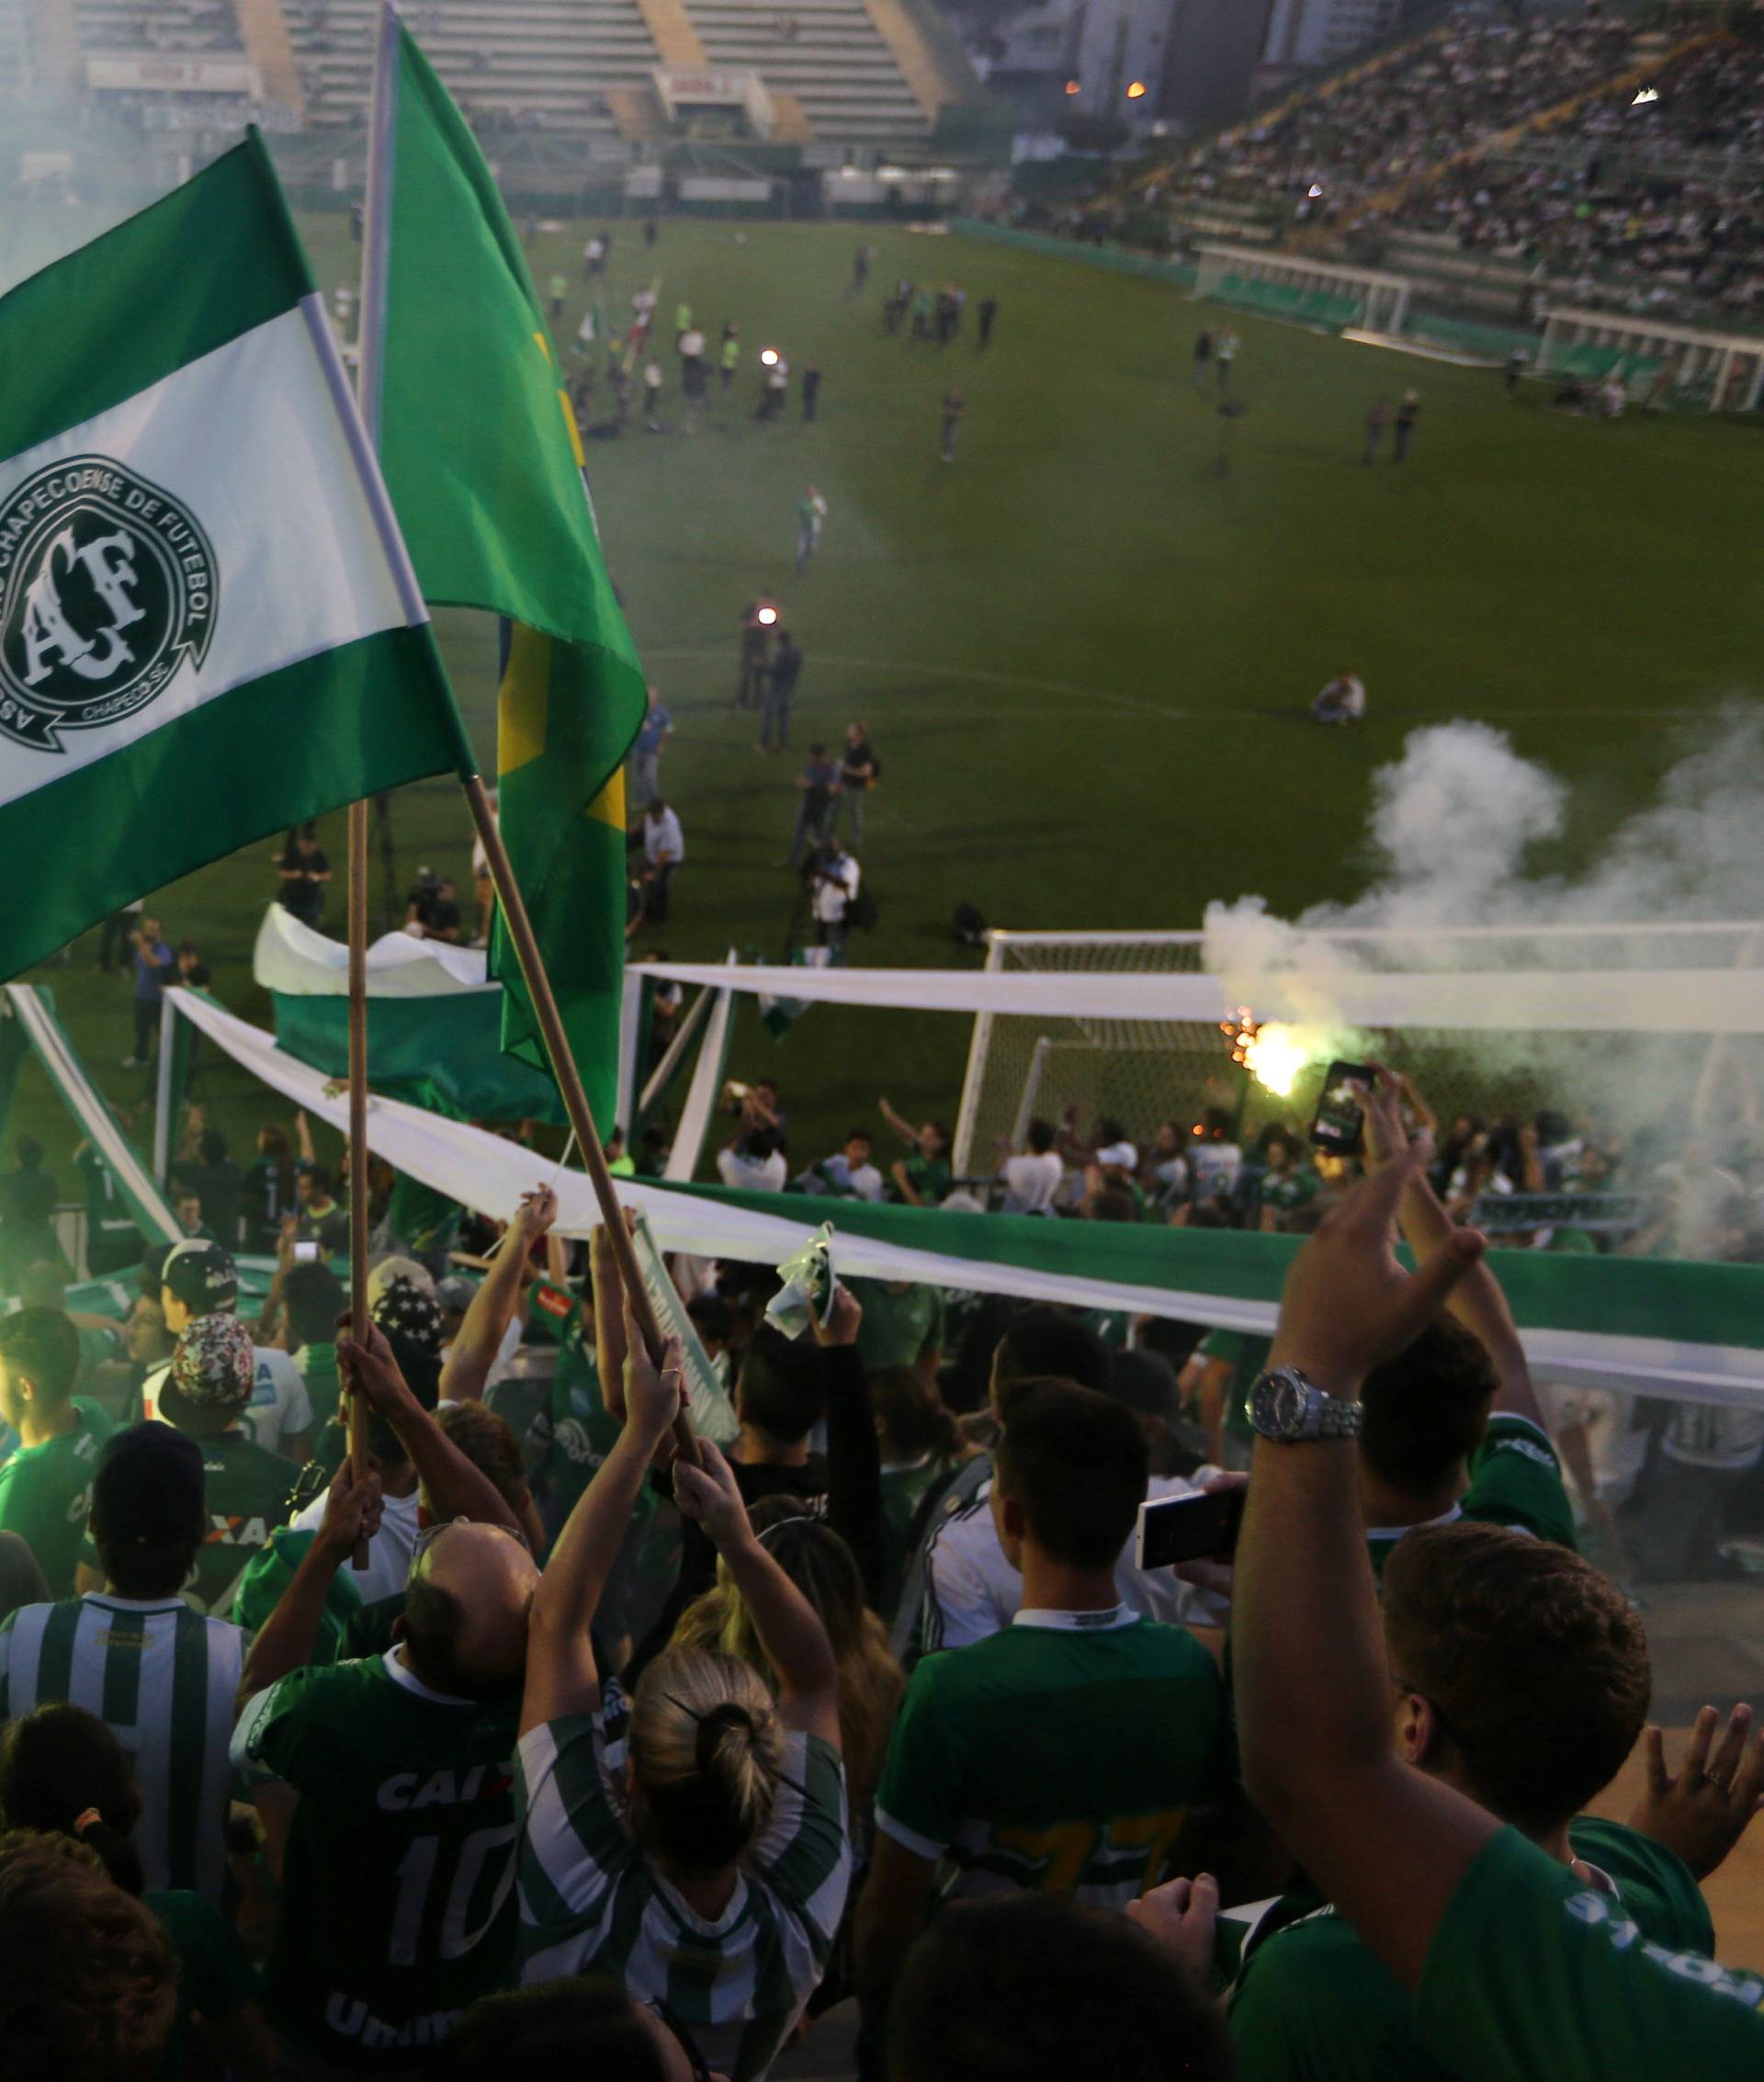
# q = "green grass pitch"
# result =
<box><xmin>9</xmin><ymin>214</ymin><xmax>1764</xmax><ymax>1184</ymax></box>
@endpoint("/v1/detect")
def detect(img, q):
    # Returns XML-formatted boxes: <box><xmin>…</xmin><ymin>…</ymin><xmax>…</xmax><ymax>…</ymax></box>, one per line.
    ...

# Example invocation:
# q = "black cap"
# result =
<box><xmin>160</xmin><ymin>1238</ymin><xmax>238</xmax><ymax>1317</ymax></box>
<box><xmin>91</xmin><ymin>1423</ymin><xmax>206</xmax><ymax>1549</ymax></box>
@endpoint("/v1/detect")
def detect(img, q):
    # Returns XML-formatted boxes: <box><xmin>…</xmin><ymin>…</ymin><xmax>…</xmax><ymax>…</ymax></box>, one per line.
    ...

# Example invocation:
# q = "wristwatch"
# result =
<box><xmin>1249</xmin><ymin>1366</ymin><xmax>1364</xmax><ymax>1442</ymax></box>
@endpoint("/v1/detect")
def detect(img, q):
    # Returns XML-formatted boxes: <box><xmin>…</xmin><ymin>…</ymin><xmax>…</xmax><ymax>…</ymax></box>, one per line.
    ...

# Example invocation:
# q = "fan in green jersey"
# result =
<box><xmin>0</xmin><ymin>1309</ymin><xmax>111</xmax><ymax>1597</ymax></box>
<box><xmin>859</xmin><ymin>1381</ymin><xmax>1227</xmax><ymax>2036</ymax></box>
<box><xmin>1229</xmin><ymin>1520</ymin><xmax>1739</xmax><ymax>2077</ymax></box>
<box><xmin>232</xmin><ymin>1322</ymin><xmax>537</xmax><ymax>2070</ymax></box>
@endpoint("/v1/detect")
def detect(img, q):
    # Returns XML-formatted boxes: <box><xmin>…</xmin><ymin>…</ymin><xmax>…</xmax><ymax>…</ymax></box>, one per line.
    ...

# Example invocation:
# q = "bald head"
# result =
<box><xmin>401</xmin><ymin>1523</ymin><xmax>537</xmax><ymax>1699</ymax></box>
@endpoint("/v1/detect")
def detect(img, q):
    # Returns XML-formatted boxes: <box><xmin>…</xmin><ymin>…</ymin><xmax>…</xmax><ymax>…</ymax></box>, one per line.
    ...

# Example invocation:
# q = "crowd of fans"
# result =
<box><xmin>0</xmin><ymin>1064</ymin><xmax>1760</xmax><ymax>2079</ymax></box>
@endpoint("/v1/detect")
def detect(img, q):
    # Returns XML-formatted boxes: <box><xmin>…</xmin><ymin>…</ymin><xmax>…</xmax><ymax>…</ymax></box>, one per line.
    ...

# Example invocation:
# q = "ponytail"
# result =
<box><xmin>0</xmin><ymin>1706</ymin><xmax>146</xmax><ymax>1896</ymax></box>
<box><xmin>630</xmin><ymin>1648</ymin><xmax>784</xmax><ymax>1876</ymax></box>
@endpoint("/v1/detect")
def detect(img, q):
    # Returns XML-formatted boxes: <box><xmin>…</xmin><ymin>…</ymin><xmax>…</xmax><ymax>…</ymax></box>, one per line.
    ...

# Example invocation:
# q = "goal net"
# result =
<box><xmin>951</xmin><ymin>922</ymin><xmax>1764</xmax><ymax>1174</ymax></box>
<box><xmin>1193</xmin><ymin>243</ymin><xmax>1412</xmax><ymax>334</ymax></box>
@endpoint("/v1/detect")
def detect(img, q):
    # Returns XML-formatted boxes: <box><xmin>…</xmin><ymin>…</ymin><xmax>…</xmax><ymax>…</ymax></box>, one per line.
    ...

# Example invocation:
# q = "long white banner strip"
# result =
<box><xmin>624</xmin><ymin>961</ymin><xmax>1764</xmax><ymax>1036</ymax></box>
<box><xmin>161</xmin><ymin>988</ymin><xmax>1764</xmax><ymax>1407</ymax></box>
<box><xmin>0</xmin><ymin>307</ymin><xmax>412</xmax><ymax>811</ymax></box>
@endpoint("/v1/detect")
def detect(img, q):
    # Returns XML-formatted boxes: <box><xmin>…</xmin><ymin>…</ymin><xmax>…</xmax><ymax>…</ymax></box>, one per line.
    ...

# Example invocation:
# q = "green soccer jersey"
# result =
<box><xmin>148</xmin><ymin>1886</ymin><xmax>260</xmax><ymax>2072</ymax></box>
<box><xmin>0</xmin><ymin>1407</ymin><xmax>108</xmax><ymax>1596</ymax></box>
<box><xmin>1414</xmin><ymin>1825</ymin><xmax>1764</xmax><ymax>2079</ymax></box>
<box><xmin>233</xmin><ymin>1651</ymin><xmax>522</xmax><ymax>2068</ymax></box>
<box><xmin>851</xmin><ymin>1280</ymin><xmax>945</xmax><ymax>1373</ymax></box>
<box><xmin>234</xmin><ymin>1529</ymin><xmax>364</xmax><ymax>1668</ymax></box>
<box><xmin>1228</xmin><ymin>1819</ymin><xmax>1712</xmax><ymax>2081</ymax></box>
<box><xmin>875</xmin><ymin>1610</ymin><xmax>1225</xmax><ymax>1907</ymax></box>
<box><xmin>1365</xmin><ymin>1414</ymin><xmax>1577</xmax><ymax>1578</ymax></box>
<box><xmin>1198</xmin><ymin>1329</ymin><xmax>1272</xmax><ymax>1443</ymax></box>
<box><xmin>1261</xmin><ymin>1167</ymin><xmax>1319</xmax><ymax>1216</ymax></box>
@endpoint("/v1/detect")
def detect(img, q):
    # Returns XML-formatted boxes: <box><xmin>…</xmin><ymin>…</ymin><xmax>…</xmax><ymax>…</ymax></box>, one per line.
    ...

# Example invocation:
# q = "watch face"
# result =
<box><xmin>1253</xmin><ymin>1370</ymin><xmax>1308</xmax><ymax>1438</ymax></box>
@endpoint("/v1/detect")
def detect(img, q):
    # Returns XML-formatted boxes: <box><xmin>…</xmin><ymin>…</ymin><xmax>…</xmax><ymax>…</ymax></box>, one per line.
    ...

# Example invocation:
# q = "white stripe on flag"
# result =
<box><xmin>0</xmin><ymin>305</ymin><xmax>418</xmax><ymax>811</ymax></box>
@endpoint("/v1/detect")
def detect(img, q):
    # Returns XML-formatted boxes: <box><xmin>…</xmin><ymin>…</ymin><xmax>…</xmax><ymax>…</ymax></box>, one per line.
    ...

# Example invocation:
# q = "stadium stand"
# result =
<box><xmin>277</xmin><ymin>0</ymin><xmax>963</xmax><ymax>150</ymax></box>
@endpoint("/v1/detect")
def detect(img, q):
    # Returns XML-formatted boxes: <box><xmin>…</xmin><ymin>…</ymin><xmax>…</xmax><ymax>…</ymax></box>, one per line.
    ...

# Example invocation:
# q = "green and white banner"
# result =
<box><xmin>157</xmin><ymin>986</ymin><xmax>1764</xmax><ymax>1408</ymax></box>
<box><xmin>0</xmin><ymin>133</ymin><xmax>472</xmax><ymax>982</ymax></box>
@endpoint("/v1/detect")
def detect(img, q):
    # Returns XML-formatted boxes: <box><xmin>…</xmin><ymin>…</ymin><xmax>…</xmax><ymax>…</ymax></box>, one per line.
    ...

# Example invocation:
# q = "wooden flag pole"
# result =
<box><xmin>462</xmin><ymin>774</ymin><xmax>696</xmax><ymax>1464</ymax></box>
<box><xmin>345</xmin><ymin>797</ymin><xmax>374</xmax><ymax>1564</ymax></box>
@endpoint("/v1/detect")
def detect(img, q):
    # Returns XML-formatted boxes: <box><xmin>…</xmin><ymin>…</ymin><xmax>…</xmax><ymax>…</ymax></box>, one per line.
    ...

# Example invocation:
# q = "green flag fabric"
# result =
<box><xmin>369</xmin><ymin>15</ymin><xmax>647</xmax><ymax>1136</ymax></box>
<box><xmin>0</xmin><ymin>135</ymin><xmax>471</xmax><ymax>983</ymax></box>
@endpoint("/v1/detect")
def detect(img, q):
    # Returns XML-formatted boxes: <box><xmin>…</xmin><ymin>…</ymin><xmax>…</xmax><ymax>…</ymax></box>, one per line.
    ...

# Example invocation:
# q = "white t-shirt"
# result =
<box><xmin>1188</xmin><ymin>1142</ymin><xmax>1243</xmax><ymax>1198</ymax></box>
<box><xmin>141</xmin><ymin>1343</ymin><xmax>313</xmax><ymax>1454</ymax></box>
<box><xmin>289</xmin><ymin>1487</ymin><xmax>421</xmax><ymax>1602</ymax></box>
<box><xmin>920</xmin><ymin>1473</ymin><xmax>1218</xmax><ymax>1653</ymax></box>
<box><xmin>718</xmin><ymin>1146</ymin><xmax>788</xmax><ymax>1194</ymax></box>
<box><xmin>818</xmin><ymin>1153</ymin><xmax>884</xmax><ymax>1203</ymax></box>
<box><xmin>643</xmin><ymin>809</ymin><xmax>684</xmax><ymax>866</ymax></box>
<box><xmin>1001</xmin><ymin>1150</ymin><xmax>1064</xmax><ymax>1216</ymax></box>
<box><xmin>811</xmin><ymin>854</ymin><xmax>859</xmax><ymax>924</ymax></box>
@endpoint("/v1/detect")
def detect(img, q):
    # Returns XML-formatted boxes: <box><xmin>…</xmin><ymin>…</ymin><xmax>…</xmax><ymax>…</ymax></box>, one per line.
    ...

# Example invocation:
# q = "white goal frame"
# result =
<box><xmin>1193</xmin><ymin>243</ymin><xmax>1412</xmax><ymax>334</ymax></box>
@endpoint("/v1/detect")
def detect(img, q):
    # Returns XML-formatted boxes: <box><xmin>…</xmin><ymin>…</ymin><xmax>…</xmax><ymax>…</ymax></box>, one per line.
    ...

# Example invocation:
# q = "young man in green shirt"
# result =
<box><xmin>0</xmin><ymin>1309</ymin><xmax>110</xmax><ymax>1597</ymax></box>
<box><xmin>1231</xmin><ymin>1133</ymin><xmax>1764</xmax><ymax>2081</ymax></box>
<box><xmin>858</xmin><ymin>1380</ymin><xmax>1227</xmax><ymax>2032</ymax></box>
<box><xmin>1229</xmin><ymin>1518</ymin><xmax>1727</xmax><ymax>2076</ymax></box>
<box><xmin>113</xmin><ymin>1314</ymin><xmax>294</xmax><ymax>1616</ymax></box>
<box><xmin>1257</xmin><ymin>1133</ymin><xmax>1320</xmax><ymax>1231</ymax></box>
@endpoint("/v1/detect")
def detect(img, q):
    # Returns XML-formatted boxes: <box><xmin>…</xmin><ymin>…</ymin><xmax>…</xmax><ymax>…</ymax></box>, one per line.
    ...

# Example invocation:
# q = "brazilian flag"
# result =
<box><xmin>366</xmin><ymin>13</ymin><xmax>644</xmax><ymax>1133</ymax></box>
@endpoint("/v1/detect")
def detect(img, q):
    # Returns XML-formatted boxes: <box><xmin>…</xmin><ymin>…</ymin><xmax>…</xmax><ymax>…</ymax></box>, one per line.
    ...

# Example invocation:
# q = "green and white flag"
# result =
<box><xmin>0</xmin><ymin>132</ymin><xmax>473</xmax><ymax>983</ymax></box>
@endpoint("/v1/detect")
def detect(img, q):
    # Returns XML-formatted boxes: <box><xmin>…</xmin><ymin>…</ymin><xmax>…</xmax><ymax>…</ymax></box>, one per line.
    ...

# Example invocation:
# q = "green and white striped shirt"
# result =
<box><xmin>0</xmin><ymin>1593</ymin><xmax>244</xmax><ymax>1900</ymax></box>
<box><xmin>517</xmin><ymin>1712</ymin><xmax>850</xmax><ymax>2082</ymax></box>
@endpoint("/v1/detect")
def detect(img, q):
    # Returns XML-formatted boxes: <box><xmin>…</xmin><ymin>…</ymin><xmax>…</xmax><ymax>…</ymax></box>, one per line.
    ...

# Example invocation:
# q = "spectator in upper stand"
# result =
<box><xmin>802</xmin><ymin>1129</ymin><xmax>886</xmax><ymax>1203</ymax></box>
<box><xmin>856</xmin><ymin>1380</ymin><xmax>1228</xmax><ymax>2037</ymax></box>
<box><xmin>1228</xmin><ymin>1519</ymin><xmax>1734</xmax><ymax>2076</ymax></box>
<box><xmin>1184</xmin><ymin>1107</ymin><xmax>1244</xmax><ymax>1213</ymax></box>
<box><xmin>0</xmin><ymin>1423</ymin><xmax>245</xmax><ymax>1900</ymax></box>
<box><xmin>718</xmin><ymin>1125</ymin><xmax>788</xmax><ymax>1194</ymax></box>
<box><xmin>1143</xmin><ymin>1119</ymin><xmax>1192</xmax><ymax>1211</ymax></box>
<box><xmin>998</xmin><ymin>1117</ymin><xmax>1065</xmax><ymax>1216</ymax></box>
<box><xmin>0</xmin><ymin>1309</ymin><xmax>109</xmax><ymax>1598</ymax></box>
<box><xmin>877</xmin><ymin>1098</ymin><xmax>954</xmax><ymax>1207</ymax></box>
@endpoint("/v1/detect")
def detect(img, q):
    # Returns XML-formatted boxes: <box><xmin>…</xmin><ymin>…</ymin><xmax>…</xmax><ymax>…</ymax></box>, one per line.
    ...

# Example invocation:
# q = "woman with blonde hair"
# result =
<box><xmin>518</xmin><ymin>1275</ymin><xmax>850</xmax><ymax>2082</ymax></box>
<box><xmin>673</xmin><ymin>1501</ymin><xmax>905</xmax><ymax>1814</ymax></box>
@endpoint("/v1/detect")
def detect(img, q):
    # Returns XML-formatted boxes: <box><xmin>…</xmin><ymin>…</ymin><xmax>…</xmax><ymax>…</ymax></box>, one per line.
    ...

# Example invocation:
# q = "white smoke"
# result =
<box><xmin>1204</xmin><ymin>707</ymin><xmax>1764</xmax><ymax>1137</ymax></box>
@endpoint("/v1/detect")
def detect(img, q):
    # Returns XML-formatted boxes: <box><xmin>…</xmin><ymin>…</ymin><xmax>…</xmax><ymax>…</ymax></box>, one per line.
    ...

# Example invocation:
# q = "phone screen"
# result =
<box><xmin>293</xmin><ymin>1239</ymin><xmax>320</xmax><ymax>1262</ymax></box>
<box><xmin>1135</xmin><ymin>1488</ymin><xmax>1246</xmax><ymax>1570</ymax></box>
<box><xmin>1310</xmin><ymin>1061</ymin><xmax>1373</xmax><ymax>1156</ymax></box>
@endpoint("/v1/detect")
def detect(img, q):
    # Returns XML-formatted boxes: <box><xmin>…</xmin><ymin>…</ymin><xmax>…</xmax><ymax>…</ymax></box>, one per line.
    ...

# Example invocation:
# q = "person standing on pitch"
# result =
<box><xmin>802</xmin><ymin>362</ymin><xmax>822</xmax><ymax>423</ymax></box>
<box><xmin>1363</xmin><ymin>398</ymin><xmax>1390</xmax><ymax>465</ymax></box>
<box><xmin>737</xmin><ymin>597</ymin><xmax>778</xmax><ymax>710</ymax></box>
<box><xmin>796</xmin><ymin>486</ymin><xmax>828</xmax><ymax>572</ymax></box>
<box><xmin>978</xmin><ymin>295</ymin><xmax>999</xmax><ymax>348</ymax></box>
<box><xmin>761</xmin><ymin>629</ymin><xmax>804</xmax><ymax>754</ymax></box>
<box><xmin>1394</xmin><ymin>388</ymin><xmax>1420</xmax><ymax>462</ymax></box>
<box><xmin>1193</xmin><ymin>326</ymin><xmax>1213</xmax><ymax>386</ymax></box>
<box><xmin>1216</xmin><ymin>328</ymin><xmax>1238</xmax><ymax>390</ymax></box>
<box><xmin>837</xmin><ymin>721</ymin><xmax>877</xmax><ymax>847</ymax></box>
<box><xmin>941</xmin><ymin>387</ymin><xmax>964</xmax><ymax>463</ymax></box>
<box><xmin>719</xmin><ymin>324</ymin><xmax>741</xmax><ymax>391</ymax></box>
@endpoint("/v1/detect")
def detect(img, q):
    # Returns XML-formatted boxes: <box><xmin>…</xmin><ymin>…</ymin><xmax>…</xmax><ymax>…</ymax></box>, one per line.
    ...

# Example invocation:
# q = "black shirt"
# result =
<box><xmin>839</xmin><ymin>736</ymin><xmax>875</xmax><ymax>790</ymax></box>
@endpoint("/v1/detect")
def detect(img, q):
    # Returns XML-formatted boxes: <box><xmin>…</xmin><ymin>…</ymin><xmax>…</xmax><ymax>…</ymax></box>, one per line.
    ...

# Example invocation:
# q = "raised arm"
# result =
<box><xmin>674</xmin><ymin>1440</ymin><xmax>840</xmax><ymax>1746</ymax></box>
<box><xmin>1361</xmin><ymin>1069</ymin><xmax>1544</xmax><ymax>1429</ymax></box>
<box><xmin>521</xmin><ymin>1307</ymin><xmax>686</xmax><ymax>1736</ymax></box>
<box><xmin>876</xmin><ymin>1095</ymin><xmax>918</xmax><ymax>1147</ymax></box>
<box><xmin>440</xmin><ymin>1187</ymin><xmax>557</xmax><ymax>1404</ymax></box>
<box><xmin>233</xmin><ymin>1460</ymin><xmax>382</xmax><ymax>1715</ymax></box>
<box><xmin>814</xmin><ymin>1284</ymin><xmax>884</xmax><ymax>1606</ymax></box>
<box><xmin>339</xmin><ymin>1322</ymin><xmax>523</xmax><ymax>1535</ymax></box>
<box><xmin>1235</xmin><ymin>1152</ymin><xmax>1495</xmax><ymax>1993</ymax></box>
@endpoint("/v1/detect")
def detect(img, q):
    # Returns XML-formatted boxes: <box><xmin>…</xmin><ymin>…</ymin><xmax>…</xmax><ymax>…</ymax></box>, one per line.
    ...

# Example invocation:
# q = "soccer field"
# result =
<box><xmin>10</xmin><ymin>213</ymin><xmax>1764</xmax><ymax>1180</ymax></box>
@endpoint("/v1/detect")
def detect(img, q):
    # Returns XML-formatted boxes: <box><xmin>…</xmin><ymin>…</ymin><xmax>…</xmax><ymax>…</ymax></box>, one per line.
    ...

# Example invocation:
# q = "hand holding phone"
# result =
<box><xmin>293</xmin><ymin>1239</ymin><xmax>320</xmax><ymax>1262</ymax></box>
<box><xmin>1310</xmin><ymin>1061</ymin><xmax>1373</xmax><ymax>1158</ymax></box>
<box><xmin>1135</xmin><ymin>1486</ymin><xmax>1247</xmax><ymax>1571</ymax></box>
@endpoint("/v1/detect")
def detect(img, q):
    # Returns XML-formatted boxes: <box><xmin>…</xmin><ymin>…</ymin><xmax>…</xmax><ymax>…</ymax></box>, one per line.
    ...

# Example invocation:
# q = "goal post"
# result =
<box><xmin>952</xmin><ymin>922</ymin><xmax>1763</xmax><ymax>1175</ymax></box>
<box><xmin>1193</xmin><ymin>243</ymin><xmax>1412</xmax><ymax>335</ymax></box>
